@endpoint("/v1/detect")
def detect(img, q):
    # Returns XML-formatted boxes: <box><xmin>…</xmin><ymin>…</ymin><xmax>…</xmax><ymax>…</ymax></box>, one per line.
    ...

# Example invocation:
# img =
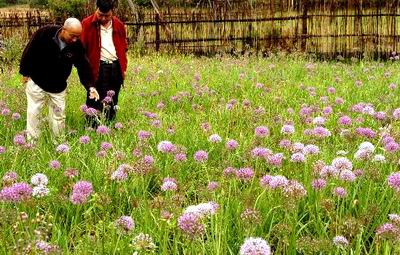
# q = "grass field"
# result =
<box><xmin>1</xmin><ymin>53</ymin><xmax>400</xmax><ymax>254</ymax></box>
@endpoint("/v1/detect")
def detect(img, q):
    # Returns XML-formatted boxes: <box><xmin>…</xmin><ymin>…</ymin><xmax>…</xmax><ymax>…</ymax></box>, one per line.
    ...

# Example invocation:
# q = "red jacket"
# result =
<box><xmin>81</xmin><ymin>14</ymin><xmax>128</xmax><ymax>83</ymax></box>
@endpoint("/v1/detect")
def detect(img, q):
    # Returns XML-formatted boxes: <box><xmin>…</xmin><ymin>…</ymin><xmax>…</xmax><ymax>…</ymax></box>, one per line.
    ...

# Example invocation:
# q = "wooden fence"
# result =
<box><xmin>1</xmin><ymin>0</ymin><xmax>400</xmax><ymax>58</ymax></box>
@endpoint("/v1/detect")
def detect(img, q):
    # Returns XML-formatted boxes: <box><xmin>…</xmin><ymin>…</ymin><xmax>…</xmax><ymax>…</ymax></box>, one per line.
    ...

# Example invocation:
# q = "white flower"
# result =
<box><xmin>31</xmin><ymin>173</ymin><xmax>48</xmax><ymax>186</ymax></box>
<box><xmin>32</xmin><ymin>185</ymin><xmax>50</xmax><ymax>198</ymax></box>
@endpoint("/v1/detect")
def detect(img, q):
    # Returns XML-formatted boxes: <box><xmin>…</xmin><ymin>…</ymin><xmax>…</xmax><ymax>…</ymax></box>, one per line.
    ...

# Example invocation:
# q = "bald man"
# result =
<box><xmin>19</xmin><ymin>18</ymin><xmax>99</xmax><ymax>141</ymax></box>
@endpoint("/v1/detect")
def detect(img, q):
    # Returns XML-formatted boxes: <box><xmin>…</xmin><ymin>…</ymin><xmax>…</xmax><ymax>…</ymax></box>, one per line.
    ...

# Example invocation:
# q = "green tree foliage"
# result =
<box><xmin>47</xmin><ymin>0</ymin><xmax>88</xmax><ymax>20</ymax></box>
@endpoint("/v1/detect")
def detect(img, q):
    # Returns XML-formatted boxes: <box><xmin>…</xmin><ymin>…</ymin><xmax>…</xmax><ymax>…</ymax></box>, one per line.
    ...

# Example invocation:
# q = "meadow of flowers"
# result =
<box><xmin>1</xmin><ymin>53</ymin><xmax>400</xmax><ymax>254</ymax></box>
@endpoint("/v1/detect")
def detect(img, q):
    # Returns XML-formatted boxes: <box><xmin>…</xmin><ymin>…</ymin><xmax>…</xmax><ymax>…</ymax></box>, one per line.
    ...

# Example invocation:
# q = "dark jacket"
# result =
<box><xmin>19</xmin><ymin>25</ymin><xmax>93</xmax><ymax>93</ymax></box>
<box><xmin>81</xmin><ymin>14</ymin><xmax>128</xmax><ymax>83</ymax></box>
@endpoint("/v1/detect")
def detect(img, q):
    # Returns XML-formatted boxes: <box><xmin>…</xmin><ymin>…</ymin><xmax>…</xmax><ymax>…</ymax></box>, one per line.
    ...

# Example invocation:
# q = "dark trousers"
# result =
<box><xmin>86</xmin><ymin>60</ymin><xmax>123</xmax><ymax>127</ymax></box>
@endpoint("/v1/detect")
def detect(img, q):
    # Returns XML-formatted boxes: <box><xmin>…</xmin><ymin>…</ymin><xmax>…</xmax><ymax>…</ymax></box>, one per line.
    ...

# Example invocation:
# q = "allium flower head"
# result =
<box><xmin>255</xmin><ymin>126</ymin><xmax>269</xmax><ymax>138</ymax></box>
<box><xmin>132</xmin><ymin>233</ymin><xmax>157</xmax><ymax>252</ymax></box>
<box><xmin>194</xmin><ymin>150</ymin><xmax>208</xmax><ymax>162</ymax></box>
<box><xmin>79</xmin><ymin>135</ymin><xmax>90</xmax><ymax>144</ymax></box>
<box><xmin>2</xmin><ymin>171</ymin><xmax>17</xmax><ymax>184</ymax></box>
<box><xmin>281</xmin><ymin>124</ymin><xmax>295</xmax><ymax>135</ymax></box>
<box><xmin>115</xmin><ymin>216</ymin><xmax>135</xmax><ymax>233</ymax></box>
<box><xmin>177</xmin><ymin>212</ymin><xmax>204</xmax><ymax>237</ymax></box>
<box><xmin>236</xmin><ymin>167</ymin><xmax>254</xmax><ymax>181</ymax></box>
<box><xmin>332</xmin><ymin>157</ymin><xmax>353</xmax><ymax>172</ymax></box>
<box><xmin>32</xmin><ymin>185</ymin><xmax>50</xmax><ymax>198</ymax></box>
<box><xmin>49</xmin><ymin>160</ymin><xmax>61</xmax><ymax>170</ymax></box>
<box><xmin>70</xmin><ymin>180</ymin><xmax>93</xmax><ymax>205</ymax></box>
<box><xmin>225</xmin><ymin>139</ymin><xmax>239</xmax><ymax>150</ymax></box>
<box><xmin>208</xmin><ymin>134</ymin><xmax>222</xmax><ymax>143</ymax></box>
<box><xmin>56</xmin><ymin>143</ymin><xmax>70</xmax><ymax>153</ymax></box>
<box><xmin>312</xmin><ymin>178</ymin><xmax>326</xmax><ymax>190</ymax></box>
<box><xmin>388</xmin><ymin>172</ymin><xmax>400</xmax><ymax>192</ymax></box>
<box><xmin>333</xmin><ymin>235</ymin><xmax>349</xmax><ymax>247</ymax></box>
<box><xmin>96</xmin><ymin>125</ymin><xmax>110</xmax><ymax>135</ymax></box>
<box><xmin>157</xmin><ymin>141</ymin><xmax>176</xmax><ymax>153</ymax></box>
<box><xmin>13</xmin><ymin>134</ymin><xmax>26</xmax><ymax>146</ymax></box>
<box><xmin>31</xmin><ymin>173</ymin><xmax>48</xmax><ymax>186</ymax></box>
<box><xmin>239</xmin><ymin>237</ymin><xmax>271</xmax><ymax>255</ymax></box>
<box><xmin>333</xmin><ymin>187</ymin><xmax>347</xmax><ymax>198</ymax></box>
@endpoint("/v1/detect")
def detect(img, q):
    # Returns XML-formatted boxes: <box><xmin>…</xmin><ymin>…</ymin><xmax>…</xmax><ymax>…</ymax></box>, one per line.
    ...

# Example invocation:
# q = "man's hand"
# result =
<box><xmin>22</xmin><ymin>76</ymin><xmax>29</xmax><ymax>84</ymax></box>
<box><xmin>89</xmin><ymin>87</ymin><xmax>100</xmax><ymax>101</ymax></box>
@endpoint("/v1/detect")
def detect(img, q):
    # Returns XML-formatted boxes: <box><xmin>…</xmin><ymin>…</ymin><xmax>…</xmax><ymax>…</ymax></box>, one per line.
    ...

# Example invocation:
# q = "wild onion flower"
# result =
<box><xmin>157</xmin><ymin>141</ymin><xmax>176</xmax><ymax>153</ymax></box>
<box><xmin>31</xmin><ymin>173</ymin><xmax>48</xmax><ymax>186</ymax></box>
<box><xmin>115</xmin><ymin>216</ymin><xmax>135</xmax><ymax>233</ymax></box>
<box><xmin>333</xmin><ymin>235</ymin><xmax>349</xmax><ymax>247</ymax></box>
<box><xmin>239</xmin><ymin>237</ymin><xmax>271</xmax><ymax>255</ymax></box>
<box><xmin>194</xmin><ymin>150</ymin><xmax>208</xmax><ymax>162</ymax></box>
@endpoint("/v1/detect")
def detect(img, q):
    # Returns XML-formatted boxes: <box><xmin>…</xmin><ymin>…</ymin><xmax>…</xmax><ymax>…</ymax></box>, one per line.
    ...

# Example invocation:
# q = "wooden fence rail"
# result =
<box><xmin>0</xmin><ymin>1</ymin><xmax>400</xmax><ymax>59</ymax></box>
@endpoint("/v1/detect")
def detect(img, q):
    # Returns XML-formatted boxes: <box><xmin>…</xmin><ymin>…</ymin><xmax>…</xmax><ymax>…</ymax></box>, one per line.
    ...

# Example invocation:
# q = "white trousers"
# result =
<box><xmin>25</xmin><ymin>80</ymin><xmax>66</xmax><ymax>140</ymax></box>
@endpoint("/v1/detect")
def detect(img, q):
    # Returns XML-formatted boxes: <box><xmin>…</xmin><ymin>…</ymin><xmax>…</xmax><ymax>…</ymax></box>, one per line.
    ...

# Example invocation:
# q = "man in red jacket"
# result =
<box><xmin>81</xmin><ymin>0</ymin><xmax>128</xmax><ymax>127</ymax></box>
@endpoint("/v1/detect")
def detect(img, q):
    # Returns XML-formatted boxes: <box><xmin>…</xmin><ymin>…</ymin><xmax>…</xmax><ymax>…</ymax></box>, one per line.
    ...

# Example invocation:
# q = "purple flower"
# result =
<box><xmin>56</xmin><ymin>143</ymin><xmax>70</xmax><ymax>153</ymax></box>
<box><xmin>223</xmin><ymin>167</ymin><xmax>237</xmax><ymax>177</ymax></box>
<box><xmin>393</xmin><ymin>108</ymin><xmax>400</xmax><ymax>120</ymax></box>
<box><xmin>332</xmin><ymin>157</ymin><xmax>353</xmax><ymax>172</ymax></box>
<box><xmin>1</xmin><ymin>108</ymin><xmax>10</xmax><ymax>116</ymax></box>
<box><xmin>2</xmin><ymin>171</ymin><xmax>17</xmax><ymax>184</ymax></box>
<box><xmin>303</xmin><ymin>144</ymin><xmax>320</xmax><ymax>155</ymax></box>
<box><xmin>283</xmin><ymin>180</ymin><xmax>307</xmax><ymax>199</ymax></box>
<box><xmin>138</xmin><ymin>130</ymin><xmax>152</xmax><ymax>141</ymax></box>
<box><xmin>312</xmin><ymin>127</ymin><xmax>331</xmax><ymax>138</ymax></box>
<box><xmin>291</xmin><ymin>152</ymin><xmax>306</xmax><ymax>163</ymax></box>
<box><xmin>388</xmin><ymin>172</ymin><xmax>400</xmax><ymax>192</ymax></box>
<box><xmin>225</xmin><ymin>139</ymin><xmax>239</xmax><ymax>150</ymax></box>
<box><xmin>279</xmin><ymin>139</ymin><xmax>291</xmax><ymax>149</ymax></box>
<box><xmin>339</xmin><ymin>170</ymin><xmax>356</xmax><ymax>182</ymax></box>
<box><xmin>260</xmin><ymin>175</ymin><xmax>273</xmax><ymax>188</ymax></box>
<box><xmin>207</xmin><ymin>181</ymin><xmax>219</xmax><ymax>191</ymax></box>
<box><xmin>376</xmin><ymin>223</ymin><xmax>399</xmax><ymax>238</ymax></box>
<box><xmin>49</xmin><ymin>160</ymin><xmax>61</xmax><ymax>170</ymax></box>
<box><xmin>338</xmin><ymin>116</ymin><xmax>352</xmax><ymax>126</ymax></box>
<box><xmin>333</xmin><ymin>187</ymin><xmax>347</xmax><ymax>198</ymax></box>
<box><xmin>194</xmin><ymin>150</ymin><xmax>208</xmax><ymax>162</ymax></box>
<box><xmin>100</xmin><ymin>142</ymin><xmax>113</xmax><ymax>150</ymax></box>
<box><xmin>70</xmin><ymin>180</ymin><xmax>93</xmax><ymax>205</ymax></box>
<box><xmin>385</xmin><ymin>142</ymin><xmax>399</xmax><ymax>153</ymax></box>
<box><xmin>0</xmin><ymin>182</ymin><xmax>32</xmax><ymax>202</ymax></box>
<box><xmin>208</xmin><ymin>134</ymin><xmax>222</xmax><ymax>143</ymax></box>
<box><xmin>177</xmin><ymin>213</ymin><xmax>204</xmax><ymax>237</ymax></box>
<box><xmin>115</xmin><ymin>216</ymin><xmax>135</xmax><ymax>233</ymax></box>
<box><xmin>79</xmin><ymin>135</ymin><xmax>90</xmax><ymax>144</ymax></box>
<box><xmin>0</xmin><ymin>146</ymin><xmax>5</xmax><ymax>154</ymax></box>
<box><xmin>157</xmin><ymin>141</ymin><xmax>176</xmax><ymax>153</ymax></box>
<box><xmin>11</xmin><ymin>113</ymin><xmax>21</xmax><ymax>120</ymax></box>
<box><xmin>161</xmin><ymin>180</ymin><xmax>178</xmax><ymax>191</ymax></box>
<box><xmin>255</xmin><ymin>126</ymin><xmax>269</xmax><ymax>138</ymax></box>
<box><xmin>323</xmin><ymin>106</ymin><xmax>333</xmax><ymax>116</ymax></box>
<box><xmin>13</xmin><ymin>134</ymin><xmax>26</xmax><ymax>146</ymax></box>
<box><xmin>281</xmin><ymin>124</ymin><xmax>295</xmax><ymax>135</ymax></box>
<box><xmin>174</xmin><ymin>153</ymin><xmax>187</xmax><ymax>162</ymax></box>
<box><xmin>312</xmin><ymin>178</ymin><xmax>326</xmax><ymax>190</ymax></box>
<box><xmin>96</xmin><ymin>125</ymin><xmax>110</xmax><ymax>135</ymax></box>
<box><xmin>266</xmin><ymin>153</ymin><xmax>284</xmax><ymax>167</ymax></box>
<box><xmin>333</xmin><ymin>235</ymin><xmax>349</xmax><ymax>247</ymax></box>
<box><xmin>96</xmin><ymin>150</ymin><xmax>107</xmax><ymax>158</ymax></box>
<box><xmin>114</xmin><ymin>122</ymin><xmax>123</xmax><ymax>129</ymax></box>
<box><xmin>269</xmin><ymin>175</ymin><xmax>288</xmax><ymax>189</ymax></box>
<box><xmin>236</xmin><ymin>167</ymin><xmax>254</xmax><ymax>181</ymax></box>
<box><xmin>251</xmin><ymin>147</ymin><xmax>272</xmax><ymax>158</ymax></box>
<box><xmin>239</xmin><ymin>237</ymin><xmax>271</xmax><ymax>255</ymax></box>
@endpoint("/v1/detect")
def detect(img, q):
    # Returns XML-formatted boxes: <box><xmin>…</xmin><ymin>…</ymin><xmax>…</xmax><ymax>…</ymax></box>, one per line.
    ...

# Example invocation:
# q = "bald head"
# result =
<box><xmin>64</xmin><ymin>17</ymin><xmax>82</xmax><ymax>30</ymax></box>
<box><xmin>60</xmin><ymin>18</ymin><xmax>82</xmax><ymax>44</ymax></box>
